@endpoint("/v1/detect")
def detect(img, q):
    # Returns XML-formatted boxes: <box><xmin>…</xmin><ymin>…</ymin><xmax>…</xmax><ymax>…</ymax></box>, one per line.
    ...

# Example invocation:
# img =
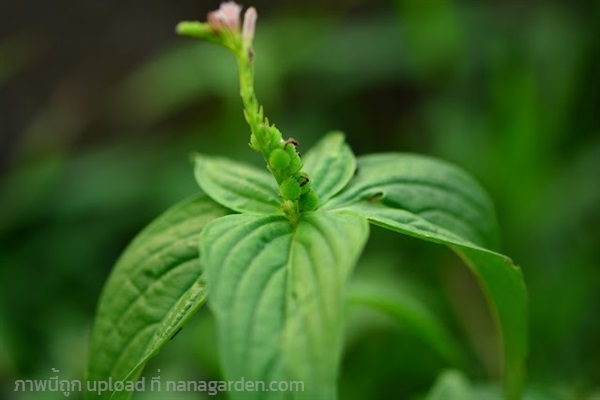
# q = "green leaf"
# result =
<box><xmin>328</xmin><ymin>153</ymin><xmax>527</xmax><ymax>399</ymax></box>
<box><xmin>200</xmin><ymin>210</ymin><xmax>369</xmax><ymax>399</ymax></box>
<box><xmin>347</xmin><ymin>280</ymin><xmax>465</xmax><ymax>367</ymax></box>
<box><xmin>87</xmin><ymin>193</ymin><xmax>228</xmax><ymax>399</ymax></box>
<box><xmin>326</xmin><ymin>153</ymin><xmax>499</xmax><ymax>249</ymax></box>
<box><xmin>194</xmin><ymin>153</ymin><xmax>281</xmax><ymax>213</ymax></box>
<box><xmin>302</xmin><ymin>132</ymin><xmax>357</xmax><ymax>205</ymax></box>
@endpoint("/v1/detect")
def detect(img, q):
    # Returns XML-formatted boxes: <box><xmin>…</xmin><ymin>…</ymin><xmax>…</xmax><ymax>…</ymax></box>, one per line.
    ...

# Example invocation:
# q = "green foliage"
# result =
<box><xmin>325</xmin><ymin>154</ymin><xmax>527</xmax><ymax>396</ymax></box>
<box><xmin>2</xmin><ymin>1</ymin><xmax>597</xmax><ymax>400</ymax></box>
<box><xmin>89</xmin><ymin>130</ymin><xmax>526</xmax><ymax>399</ymax></box>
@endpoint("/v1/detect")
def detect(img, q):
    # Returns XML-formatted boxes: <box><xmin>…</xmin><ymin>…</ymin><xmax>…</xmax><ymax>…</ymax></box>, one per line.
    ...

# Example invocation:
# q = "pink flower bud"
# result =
<box><xmin>207</xmin><ymin>1</ymin><xmax>242</xmax><ymax>31</ymax></box>
<box><xmin>242</xmin><ymin>7</ymin><xmax>257</xmax><ymax>48</ymax></box>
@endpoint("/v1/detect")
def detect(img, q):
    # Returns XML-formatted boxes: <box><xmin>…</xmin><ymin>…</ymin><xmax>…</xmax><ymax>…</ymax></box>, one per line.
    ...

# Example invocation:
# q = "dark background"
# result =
<box><xmin>1</xmin><ymin>1</ymin><xmax>599</xmax><ymax>399</ymax></box>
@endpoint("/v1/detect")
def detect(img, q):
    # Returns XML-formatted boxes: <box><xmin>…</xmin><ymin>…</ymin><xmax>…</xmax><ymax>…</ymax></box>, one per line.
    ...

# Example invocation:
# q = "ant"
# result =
<box><xmin>284</xmin><ymin>137</ymin><xmax>300</xmax><ymax>156</ymax></box>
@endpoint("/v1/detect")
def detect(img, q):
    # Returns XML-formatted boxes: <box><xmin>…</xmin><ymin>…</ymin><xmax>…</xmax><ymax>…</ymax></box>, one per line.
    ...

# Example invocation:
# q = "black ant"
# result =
<box><xmin>299</xmin><ymin>175</ymin><xmax>310</xmax><ymax>187</ymax></box>
<box><xmin>284</xmin><ymin>138</ymin><xmax>301</xmax><ymax>156</ymax></box>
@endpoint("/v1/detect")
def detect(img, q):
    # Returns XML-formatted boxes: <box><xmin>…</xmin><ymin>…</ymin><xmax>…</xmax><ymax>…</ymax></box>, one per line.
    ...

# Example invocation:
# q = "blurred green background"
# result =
<box><xmin>1</xmin><ymin>1</ymin><xmax>598</xmax><ymax>399</ymax></box>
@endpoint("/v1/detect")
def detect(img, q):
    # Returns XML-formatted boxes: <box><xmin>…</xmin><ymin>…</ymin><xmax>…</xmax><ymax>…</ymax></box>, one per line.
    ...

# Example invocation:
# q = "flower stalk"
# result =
<box><xmin>176</xmin><ymin>2</ymin><xmax>318</xmax><ymax>223</ymax></box>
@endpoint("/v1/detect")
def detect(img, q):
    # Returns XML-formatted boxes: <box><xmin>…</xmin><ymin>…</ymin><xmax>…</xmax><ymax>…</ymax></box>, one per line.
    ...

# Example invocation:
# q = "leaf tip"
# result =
<box><xmin>190</xmin><ymin>152</ymin><xmax>205</xmax><ymax>164</ymax></box>
<box><xmin>324</xmin><ymin>130</ymin><xmax>346</xmax><ymax>143</ymax></box>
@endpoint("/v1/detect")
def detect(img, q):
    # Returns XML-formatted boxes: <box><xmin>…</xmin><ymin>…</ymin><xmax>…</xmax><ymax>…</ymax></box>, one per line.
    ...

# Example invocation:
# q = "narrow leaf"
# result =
<box><xmin>302</xmin><ymin>132</ymin><xmax>357</xmax><ymax>205</ymax></box>
<box><xmin>194</xmin><ymin>153</ymin><xmax>280</xmax><ymax>213</ymax></box>
<box><xmin>347</xmin><ymin>281</ymin><xmax>465</xmax><ymax>367</ymax></box>
<box><xmin>328</xmin><ymin>153</ymin><xmax>527</xmax><ymax>399</ymax></box>
<box><xmin>201</xmin><ymin>210</ymin><xmax>369</xmax><ymax>399</ymax></box>
<box><xmin>87</xmin><ymin>193</ymin><xmax>228</xmax><ymax>399</ymax></box>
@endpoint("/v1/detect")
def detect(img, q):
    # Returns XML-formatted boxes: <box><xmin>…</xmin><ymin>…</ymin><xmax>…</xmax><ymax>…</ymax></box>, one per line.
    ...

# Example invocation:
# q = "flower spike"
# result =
<box><xmin>177</xmin><ymin>3</ymin><xmax>319</xmax><ymax>222</ymax></box>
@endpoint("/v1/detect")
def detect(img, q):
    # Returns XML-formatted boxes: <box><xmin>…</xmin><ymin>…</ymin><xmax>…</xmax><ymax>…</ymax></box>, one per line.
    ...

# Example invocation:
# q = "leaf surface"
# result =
<box><xmin>327</xmin><ymin>153</ymin><xmax>499</xmax><ymax>249</ymax></box>
<box><xmin>201</xmin><ymin>210</ymin><xmax>369</xmax><ymax>399</ymax></box>
<box><xmin>328</xmin><ymin>153</ymin><xmax>527</xmax><ymax>398</ymax></box>
<box><xmin>87</xmin><ymin>193</ymin><xmax>228</xmax><ymax>399</ymax></box>
<box><xmin>302</xmin><ymin>132</ymin><xmax>357</xmax><ymax>205</ymax></box>
<box><xmin>194</xmin><ymin>154</ymin><xmax>280</xmax><ymax>213</ymax></box>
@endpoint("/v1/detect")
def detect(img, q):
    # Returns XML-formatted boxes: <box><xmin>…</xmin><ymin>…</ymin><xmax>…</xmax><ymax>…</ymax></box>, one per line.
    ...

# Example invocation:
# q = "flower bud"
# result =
<box><xmin>285</xmin><ymin>146</ymin><xmax>303</xmax><ymax>174</ymax></box>
<box><xmin>299</xmin><ymin>191</ymin><xmax>319</xmax><ymax>212</ymax></box>
<box><xmin>242</xmin><ymin>7</ymin><xmax>257</xmax><ymax>49</ymax></box>
<box><xmin>269</xmin><ymin>148</ymin><xmax>291</xmax><ymax>170</ymax></box>
<box><xmin>207</xmin><ymin>2</ymin><xmax>242</xmax><ymax>31</ymax></box>
<box><xmin>280</xmin><ymin>177</ymin><xmax>302</xmax><ymax>201</ymax></box>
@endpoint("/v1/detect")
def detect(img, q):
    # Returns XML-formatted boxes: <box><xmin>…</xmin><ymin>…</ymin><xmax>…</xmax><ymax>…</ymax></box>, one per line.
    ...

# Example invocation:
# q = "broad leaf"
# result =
<box><xmin>194</xmin><ymin>153</ymin><xmax>280</xmax><ymax>213</ymax></box>
<box><xmin>328</xmin><ymin>153</ymin><xmax>527</xmax><ymax>399</ymax></box>
<box><xmin>302</xmin><ymin>132</ymin><xmax>357</xmax><ymax>205</ymax></box>
<box><xmin>327</xmin><ymin>153</ymin><xmax>499</xmax><ymax>249</ymax></box>
<box><xmin>87</xmin><ymin>193</ymin><xmax>228</xmax><ymax>399</ymax></box>
<box><xmin>200</xmin><ymin>210</ymin><xmax>369</xmax><ymax>399</ymax></box>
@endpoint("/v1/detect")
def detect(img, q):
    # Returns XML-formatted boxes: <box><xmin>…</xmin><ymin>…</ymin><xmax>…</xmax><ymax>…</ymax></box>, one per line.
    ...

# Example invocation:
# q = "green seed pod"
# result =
<box><xmin>280</xmin><ymin>177</ymin><xmax>302</xmax><ymax>200</ymax></box>
<box><xmin>299</xmin><ymin>191</ymin><xmax>319</xmax><ymax>212</ymax></box>
<box><xmin>269</xmin><ymin>148</ymin><xmax>291</xmax><ymax>170</ymax></box>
